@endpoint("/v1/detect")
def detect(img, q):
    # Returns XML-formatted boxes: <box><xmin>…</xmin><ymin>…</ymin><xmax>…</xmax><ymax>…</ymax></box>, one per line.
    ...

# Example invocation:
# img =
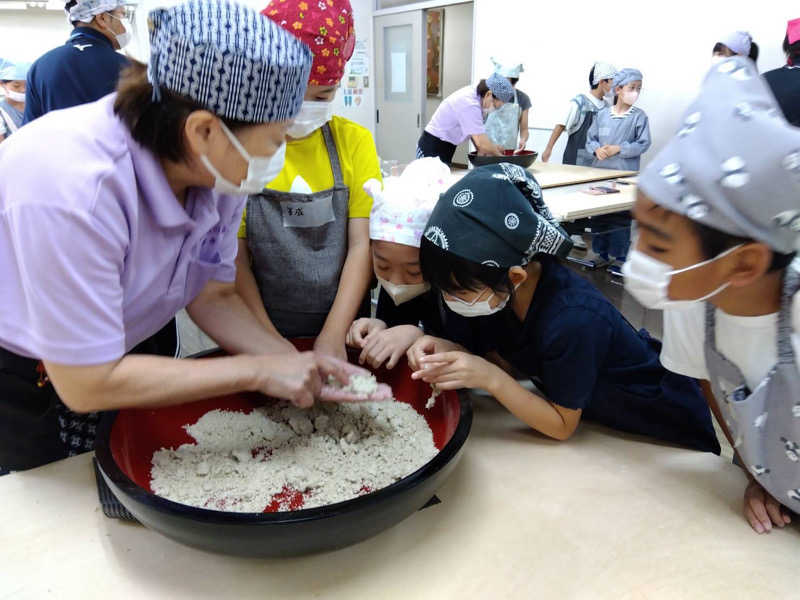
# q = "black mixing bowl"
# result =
<box><xmin>468</xmin><ymin>150</ymin><xmax>538</xmax><ymax>168</ymax></box>
<box><xmin>94</xmin><ymin>345</ymin><xmax>472</xmax><ymax>557</ymax></box>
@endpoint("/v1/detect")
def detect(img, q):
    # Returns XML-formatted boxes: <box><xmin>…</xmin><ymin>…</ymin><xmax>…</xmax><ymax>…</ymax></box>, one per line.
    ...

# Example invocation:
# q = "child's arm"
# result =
<box><xmin>518</xmin><ymin>108</ymin><xmax>530</xmax><ymax>151</ymax></box>
<box><xmin>617</xmin><ymin>112</ymin><xmax>652</xmax><ymax>159</ymax></box>
<box><xmin>700</xmin><ymin>380</ymin><xmax>792</xmax><ymax>533</ymax></box>
<box><xmin>541</xmin><ymin>125</ymin><xmax>564</xmax><ymax>162</ymax></box>
<box><xmin>314</xmin><ymin>218</ymin><xmax>372</xmax><ymax>360</ymax></box>
<box><xmin>414</xmin><ymin>350</ymin><xmax>582</xmax><ymax>440</ymax></box>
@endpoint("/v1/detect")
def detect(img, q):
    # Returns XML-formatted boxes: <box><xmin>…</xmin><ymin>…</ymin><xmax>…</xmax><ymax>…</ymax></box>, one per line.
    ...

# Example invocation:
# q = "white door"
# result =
<box><xmin>374</xmin><ymin>11</ymin><xmax>424</xmax><ymax>164</ymax></box>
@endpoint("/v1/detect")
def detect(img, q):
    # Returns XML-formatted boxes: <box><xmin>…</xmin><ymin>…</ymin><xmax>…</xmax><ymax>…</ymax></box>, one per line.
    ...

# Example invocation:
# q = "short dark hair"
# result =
<box><xmin>589</xmin><ymin>66</ymin><xmax>599</xmax><ymax>90</ymax></box>
<box><xmin>476</xmin><ymin>79</ymin><xmax>491</xmax><ymax>99</ymax></box>
<box><xmin>419</xmin><ymin>237</ymin><xmax>514</xmax><ymax>296</ymax></box>
<box><xmin>113</xmin><ymin>60</ymin><xmax>248</xmax><ymax>163</ymax></box>
<box><xmin>712</xmin><ymin>41</ymin><xmax>759</xmax><ymax>63</ymax></box>
<box><xmin>690</xmin><ymin>220</ymin><xmax>795</xmax><ymax>273</ymax></box>
<box><xmin>783</xmin><ymin>35</ymin><xmax>800</xmax><ymax>60</ymax></box>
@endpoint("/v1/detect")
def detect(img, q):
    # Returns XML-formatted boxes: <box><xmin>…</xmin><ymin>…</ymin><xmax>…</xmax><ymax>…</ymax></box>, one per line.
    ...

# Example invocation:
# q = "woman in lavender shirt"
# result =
<box><xmin>0</xmin><ymin>0</ymin><xmax>386</xmax><ymax>474</ymax></box>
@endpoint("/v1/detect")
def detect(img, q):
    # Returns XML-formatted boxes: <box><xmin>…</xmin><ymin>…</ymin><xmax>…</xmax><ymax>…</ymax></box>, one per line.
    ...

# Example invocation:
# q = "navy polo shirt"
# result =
<box><xmin>764</xmin><ymin>65</ymin><xmax>800</xmax><ymax>127</ymax></box>
<box><xmin>23</xmin><ymin>28</ymin><xmax>128</xmax><ymax>125</ymax></box>
<box><xmin>438</xmin><ymin>257</ymin><xmax>719</xmax><ymax>452</ymax></box>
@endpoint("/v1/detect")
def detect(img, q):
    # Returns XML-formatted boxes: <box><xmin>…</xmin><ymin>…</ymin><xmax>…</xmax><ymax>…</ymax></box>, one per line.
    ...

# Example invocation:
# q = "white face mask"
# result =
<box><xmin>200</xmin><ymin>121</ymin><xmax>286</xmax><ymax>195</ymax></box>
<box><xmin>622</xmin><ymin>244</ymin><xmax>742</xmax><ymax>310</ymax></box>
<box><xmin>711</xmin><ymin>54</ymin><xmax>726</xmax><ymax>65</ymax></box>
<box><xmin>379</xmin><ymin>277</ymin><xmax>430</xmax><ymax>306</ymax></box>
<box><xmin>621</xmin><ymin>90</ymin><xmax>640</xmax><ymax>105</ymax></box>
<box><xmin>107</xmin><ymin>14</ymin><xmax>132</xmax><ymax>49</ymax></box>
<box><xmin>482</xmin><ymin>105</ymin><xmax>496</xmax><ymax>120</ymax></box>
<box><xmin>443</xmin><ymin>288</ymin><xmax>510</xmax><ymax>318</ymax></box>
<box><xmin>5</xmin><ymin>89</ymin><xmax>25</xmax><ymax>103</ymax></box>
<box><xmin>287</xmin><ymin>100</ymin><xmax>335</xmax><ymax>138</ymax></box>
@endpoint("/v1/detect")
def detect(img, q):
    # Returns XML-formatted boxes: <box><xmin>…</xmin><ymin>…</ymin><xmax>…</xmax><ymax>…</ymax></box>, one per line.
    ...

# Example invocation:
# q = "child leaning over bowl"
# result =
<box><xmin>346</xmin><ymin>158</ymin><xmax>453</xmax><ymax>369</ymax></box>
<box><xmin>406</xmin><ymin>163</ymin><xmax>719</xmax><ymax>453</ymax></box>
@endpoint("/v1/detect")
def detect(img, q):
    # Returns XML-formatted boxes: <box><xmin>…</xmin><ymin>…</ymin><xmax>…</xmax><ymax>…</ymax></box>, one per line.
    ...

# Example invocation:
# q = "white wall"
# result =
<box><xmin>473</xmin><ymin>0</ymin><xmax>797</xmax><ymax>166</ymax></box>
<box><xmin>0</xmin><ymin>2</ymin><xmax>376</xmax><ymax>135</ymax></box>
<box><xmin>0</xmin><ymin>8</ymin><xmax>72</xmax><ymax>64</ymax></box>
<box><xmin>424</xmin><ymin>2</ymin><xmax>472</xmax><ymax>165</ymax></box>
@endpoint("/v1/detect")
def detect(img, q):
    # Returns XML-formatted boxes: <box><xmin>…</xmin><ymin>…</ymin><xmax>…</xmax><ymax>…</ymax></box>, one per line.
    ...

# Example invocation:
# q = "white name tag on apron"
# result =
<box><xmin>280</xmin><ymin>195</ymin><xmax>336</xmax><ymax>228</ymax></box>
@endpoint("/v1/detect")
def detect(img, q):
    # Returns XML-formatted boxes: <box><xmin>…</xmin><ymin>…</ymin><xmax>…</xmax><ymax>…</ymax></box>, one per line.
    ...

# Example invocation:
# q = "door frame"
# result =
<box><xmin>373</xmin><ymin>0</ymin><xmax>472</xmax><ymax>17</ymax></box>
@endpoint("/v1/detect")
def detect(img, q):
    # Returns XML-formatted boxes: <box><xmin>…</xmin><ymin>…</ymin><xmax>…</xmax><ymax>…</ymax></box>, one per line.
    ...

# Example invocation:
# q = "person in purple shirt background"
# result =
<box><xmin>0</xmin><ymin>0</ymin><xmax>387</xmax><ymax>474</ymax></box>
<box><xmin>416</xmin><ymin>72</ymin><xmax>509</xmax><ymax>166</ymax></box>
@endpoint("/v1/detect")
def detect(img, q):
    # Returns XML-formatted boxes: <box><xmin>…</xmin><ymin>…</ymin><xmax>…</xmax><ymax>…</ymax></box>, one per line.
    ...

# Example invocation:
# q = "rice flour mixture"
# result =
<box><xmin>150</xmin><ymin>400</ymin><xmax>438</xmax><ymax>512</ymax></box>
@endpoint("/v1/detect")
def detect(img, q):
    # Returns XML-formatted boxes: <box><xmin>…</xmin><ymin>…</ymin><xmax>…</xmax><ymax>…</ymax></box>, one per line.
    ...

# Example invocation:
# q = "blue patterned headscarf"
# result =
<box><xmin>147</xmin><ymin>0</ymin><xmax>312</xmax><ymax>123</ymax></box>
<box><xmin>486</xmin><ymin>72</ymin><xmax>514</xmax><ymax>103</ymax></box>
<box><xmin>612</xmin><ymin>68</ymin><xmax>643</xmax><ymax>90</ymax></box>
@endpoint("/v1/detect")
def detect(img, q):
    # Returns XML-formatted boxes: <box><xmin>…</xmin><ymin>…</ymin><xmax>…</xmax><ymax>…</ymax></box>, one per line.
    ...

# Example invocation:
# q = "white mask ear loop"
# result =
<box><xmin>667</xmin><ymin>243</ymin><xmax>744</xmax><ymax>277</ymax></box>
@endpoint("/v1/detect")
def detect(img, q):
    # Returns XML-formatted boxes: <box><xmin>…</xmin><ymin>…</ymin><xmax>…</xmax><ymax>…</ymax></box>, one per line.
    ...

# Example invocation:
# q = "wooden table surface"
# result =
<box><xmin>2</xmin><ymin>394</ymin><xmax>797</xmax><ymax>599</ymax></box>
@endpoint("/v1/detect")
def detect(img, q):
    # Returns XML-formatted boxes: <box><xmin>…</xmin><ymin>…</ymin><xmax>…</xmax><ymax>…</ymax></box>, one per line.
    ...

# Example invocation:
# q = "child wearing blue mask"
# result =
<box><xmin>624</xmin><ymin>57</ymin><xmax>800</xmax><ymax>534</ymax></box>
<box><xmin>408</xmin><ymin>163</ymin><xmax>719</xmax><ymax>451</ymax></box>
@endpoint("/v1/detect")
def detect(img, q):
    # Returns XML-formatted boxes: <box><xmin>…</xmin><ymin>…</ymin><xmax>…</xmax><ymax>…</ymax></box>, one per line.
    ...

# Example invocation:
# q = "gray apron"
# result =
<box><xmin>485</xmin><ymin>89</ymin><xmax>522</xmax><ymax>150</ymax></box>
<box><xmin>704</xmin><ymin>268</ymin><xmax>800</xmax><ymax>510</ymax></box>
<box><xmin>245</xmin><ymin>123</ymin><xmax>349</xmax><ymax>338</ymax></box>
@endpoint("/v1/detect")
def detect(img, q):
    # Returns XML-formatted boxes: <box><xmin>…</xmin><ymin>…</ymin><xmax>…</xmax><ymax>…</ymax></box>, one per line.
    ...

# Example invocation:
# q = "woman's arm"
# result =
<box><xmin>471</xmin><ymin>133</ymin><xmax>504</xmax><ymax>156</ymax></box>
<box><xmin>188</xmin><ymin>279</ymin><xmax>296</xmax><ymax>356</ymax></box>
<box><xmin>314</xmin><ymin>218</ymin><xmax>372</xmax><ymax>360</ymax></box>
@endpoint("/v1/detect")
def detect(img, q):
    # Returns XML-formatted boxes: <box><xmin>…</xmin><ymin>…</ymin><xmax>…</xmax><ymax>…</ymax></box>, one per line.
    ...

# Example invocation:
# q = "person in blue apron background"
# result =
<box><xmin>23</xmin><ymin>0</ymin><xmax>131</xmax><ymax>125</ymax></box>
<box><xmin>486</xmin><ymin>58</ymin><xmax>531</xmax><ymax>151</ymax></box>
<box><xmin>346</xmin><ymin>158</ymin><xmax>452</xmax><ymax>369</ymax></box>
<box><xmin>235</xmin><ymin>0</ymin><xmax>379</xmax><ymax>361</ymax></box>
<box><xmin>711</xmin><ymin>30</ymin><xmax>759</xmax><ymax>64</ymax></box>
<box><xmin>764</xmin><ymin>18</ymin><xmax>800</xmax><ymax>127</ymax></box>
<box><xmin>625</xmin><ymin>56</ymin><xmax>800</xmax><ymax>534</ymax></box>
<box><xmin>0</xmin><ymin>61</ymin><xmax>29</xmax><ymax>142</ymax></box>
<box><xmin>417</xmin><ymin>72</ymin><xmax>509</xmax><ymax>165</ymax></box>
<box><xmin>586</xmin><ymin>68</ymin><xmax>651</xmax><ymax>172</ymax></box>
<box><xmin>541</xmin><ymin>61</ymin><xmax>615</xmax><ymax>166</ymax></box>
<box><xmin>406</xmin><ymin>164</ymin><xmax>719</xmax><ymax>452</ymax></box>
<box><xmin>584</xmin><ymin>68</ymin><xmax>651</xmax><ymax>264</ymax></box>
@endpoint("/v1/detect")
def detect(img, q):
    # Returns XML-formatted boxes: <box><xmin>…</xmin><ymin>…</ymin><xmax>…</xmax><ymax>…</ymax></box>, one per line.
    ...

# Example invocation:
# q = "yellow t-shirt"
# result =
<box><xmin>238</xmin><ymin>115</ymin><xmax>381</xmax><ymax>238</ymax></box>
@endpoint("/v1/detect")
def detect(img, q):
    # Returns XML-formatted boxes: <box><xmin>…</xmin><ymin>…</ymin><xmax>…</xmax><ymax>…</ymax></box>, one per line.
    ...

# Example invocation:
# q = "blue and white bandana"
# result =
<box><xmin>486</xmin><ymin>72</ymin><xmax>514</xmax><ymax>103</ymax></box>
<box><xmin>147</xmin><ymin>0</ymin><xmax>313</xmax><ymax>123</ymax></box>
<box><xmin>612</xmin><ymin>68</ymin><xmax>643</xmax><ymax>90</ymax></box>
<box><xmin>66</xmin><ymin>0</ymin><xmax>123</xmax><ymax>24</ymax></box>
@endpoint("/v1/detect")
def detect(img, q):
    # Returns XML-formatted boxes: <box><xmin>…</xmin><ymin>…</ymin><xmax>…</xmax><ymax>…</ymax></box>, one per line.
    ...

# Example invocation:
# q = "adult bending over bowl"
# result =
<box><xmin>0</xmin><ymin>0</ymin><xmax>386</xmax><ymax>475</ymax></box>
<box><xmin>416</xmin><ymin>72</ymin><xmax>510</xmax><ymax>166</ymax></box>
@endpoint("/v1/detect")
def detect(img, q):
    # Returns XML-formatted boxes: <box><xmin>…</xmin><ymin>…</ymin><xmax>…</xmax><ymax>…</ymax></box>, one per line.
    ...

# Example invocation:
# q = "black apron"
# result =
<box><xmin>0</xmin><ymin>320</ymin><xmax>177</xmax><ymax>474</ymax></box>
<box><xmin>416</xmin><ymin>130</ymin><xmax>457</xmax><ymax>166</ymax></box>
<box><xmin>563</xmin><ymin>95</ymin><xmax>599</xmax><ymax>167</ymax></box>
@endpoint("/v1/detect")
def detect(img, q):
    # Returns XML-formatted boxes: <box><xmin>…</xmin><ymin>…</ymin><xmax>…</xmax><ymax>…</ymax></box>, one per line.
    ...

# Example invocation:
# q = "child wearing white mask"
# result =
<box><xmin>346</xmin><ymin>158</ymin><xmax>451</xmax><ymax>370</ymax></box>
<box><xmin>235</xmin><ymin>0</ymin><xmax>381</xmax><ymax>361</ymax></box>
<box><xmin>625</xmin><ymin>57</ymin><xmax>800</xmax><ymax>535</ymax></box>
<box><xmin>407</xmin><ymin>163</ymin><xmax>719</xmax><ymax>449</ymax></box>
<box><xmin>586</xmin><ymin>68</ymin><xmax>651</xmax><ymax>172</ymax></box>
<box><xmin>0</xmin><ymin>61</ymin><xmax>29</xmax><ymax>142</ymax></box>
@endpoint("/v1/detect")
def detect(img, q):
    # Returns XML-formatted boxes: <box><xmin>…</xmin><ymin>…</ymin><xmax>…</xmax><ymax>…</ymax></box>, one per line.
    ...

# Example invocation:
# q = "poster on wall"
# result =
<box><xmin>426</xmin><ymin>9</ymin><xmax>444</xmax><ymax>97</ymax></box>
<box><xmin>340</xmin><ymin>37</ymin><xmax>370</xmax><ymax>112</ymax></box>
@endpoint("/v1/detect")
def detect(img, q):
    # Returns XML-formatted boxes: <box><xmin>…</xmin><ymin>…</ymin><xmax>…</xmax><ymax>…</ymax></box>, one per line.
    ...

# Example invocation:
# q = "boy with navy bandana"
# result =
<box><xmin>407</xmin><ymin>163</ymin><xmax>719</xmax><ymax>453</ymax></box>
<box><xmin>624</xmin><ymin>56</ymin><xmax>800</xmax><ymax>534</ymax></box>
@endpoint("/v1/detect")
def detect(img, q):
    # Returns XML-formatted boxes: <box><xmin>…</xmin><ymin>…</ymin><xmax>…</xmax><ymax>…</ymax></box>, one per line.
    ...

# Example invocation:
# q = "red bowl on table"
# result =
<box><xmin>94</xmin><ymin>342</ymin><xmax>472</xmax><ymax>557</ymax></box>
<box><xmin>468</xmin><ymin>150</ymin><xmax>538</xmax><ymax>168</ymax></box>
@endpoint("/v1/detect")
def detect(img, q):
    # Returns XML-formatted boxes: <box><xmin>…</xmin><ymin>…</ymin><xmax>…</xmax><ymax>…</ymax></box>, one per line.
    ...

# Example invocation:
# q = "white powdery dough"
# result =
<box><xmin>150</xmin><ymin>401</ymin><xmax>438</xmax><ymax>513</ymax></box>
<box><xmin>327</xmin><ymin>373</ymin><xmax>379</xmax><ymax>395</ymax></box>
